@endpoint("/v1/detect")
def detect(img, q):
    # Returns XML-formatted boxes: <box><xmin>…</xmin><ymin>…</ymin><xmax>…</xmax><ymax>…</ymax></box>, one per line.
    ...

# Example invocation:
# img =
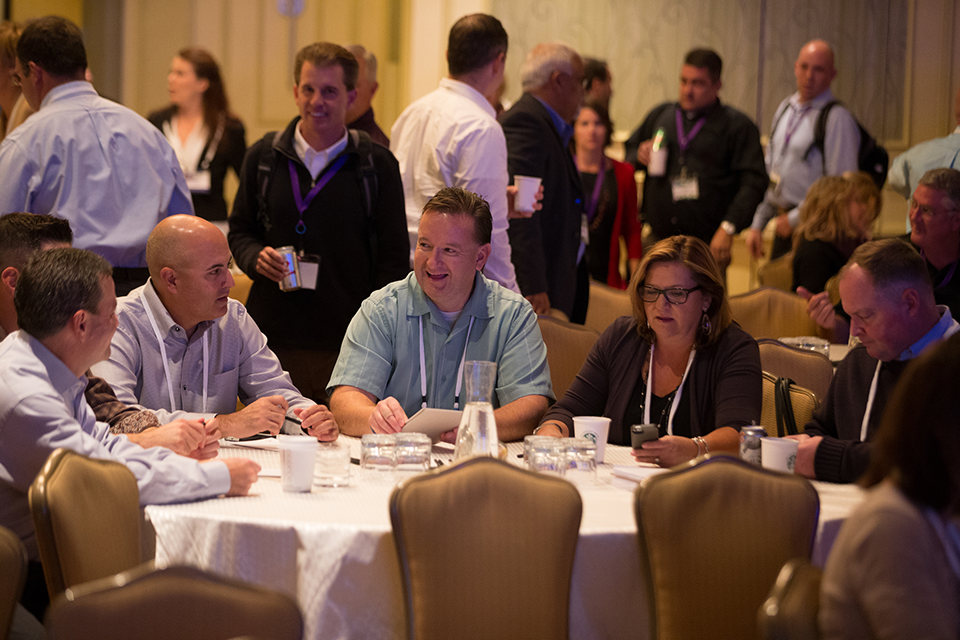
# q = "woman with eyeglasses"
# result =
<box><xmin>537</xmin><ymin>235</ymin><xmax>761</xmax><ymax>467</ymax></box>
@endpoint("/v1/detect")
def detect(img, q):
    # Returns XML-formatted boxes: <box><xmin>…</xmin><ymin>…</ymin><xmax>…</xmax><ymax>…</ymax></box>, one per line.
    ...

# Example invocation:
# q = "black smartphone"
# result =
<box><xmin>630</xmin><ymin>424</ymin><xmax>660</xmax><ymax>449</ymax></box>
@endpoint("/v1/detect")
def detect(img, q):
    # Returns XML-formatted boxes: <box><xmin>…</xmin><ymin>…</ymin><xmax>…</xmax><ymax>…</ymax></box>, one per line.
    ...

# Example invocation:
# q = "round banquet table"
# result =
<box><xmin>145</xmin><ymin>438</ymin><xmax>863</xmax><ymax>640</ymax></box>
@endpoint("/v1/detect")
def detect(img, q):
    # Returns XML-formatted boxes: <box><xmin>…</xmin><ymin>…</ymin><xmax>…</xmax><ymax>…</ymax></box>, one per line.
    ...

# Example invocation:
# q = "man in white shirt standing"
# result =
<box><xmin>390</xmin><ymin>13</ymin><xmax>519</xmax><ymax>293</ymax></box>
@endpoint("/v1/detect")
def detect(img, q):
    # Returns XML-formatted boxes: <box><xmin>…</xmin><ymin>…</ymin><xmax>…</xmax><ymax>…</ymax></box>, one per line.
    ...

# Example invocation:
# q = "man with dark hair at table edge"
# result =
<box><xmin>789</xmin><ymin>238</ymin><xmax>959</xmax><ymax>483</ymax></box>
<box><xmin>0</xmin><ymin>247</ymin><xmax>260</xmax><ymax>621</ymax></box>
<box><xmin>328</xmin><ymin>187</ymin><xmax>553</xmax><ymax>443</ymax></box>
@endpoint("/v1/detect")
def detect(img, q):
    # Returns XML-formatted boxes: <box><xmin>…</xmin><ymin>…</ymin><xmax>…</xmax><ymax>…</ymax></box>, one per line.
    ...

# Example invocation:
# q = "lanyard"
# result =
<box><xmin>197</xmin><ymin>114</ymin><xmax>225</xmax><ymax>172</ymax></box>
<box><xmin>860</xmin><ymin>360</ymin><xmax>882</xmax><ymax>441</ymax></box>
<box><xmin>140</xmin><ymin>289</ymin><xmax>209</xmax><ymax>413</ymax></box>
<box><xmin>288</xmin><ymin>154</ymin><xmax>348</xmax><ymax>234</ymax></box>
<box><xmin>582</xmin><ymin>155</ymin><xmax>606</xmax><ymax>223</ymax></box>
<box><xmin>418</xmin><ymin>315</ymin><xmax>475</xmax><ymax>410</ymax></box>
<box><xmin>925</xmin><ymin>509</ymin><xmax>960</xmax><ymax>582</ymax></box>
<box><xmin>643</xmin><ymin>344</ymin><xmax>696</xmax><ymax>436</ymax></box>
<box><xmin>780</xmin><ymin>104</ymin><xmax>811</xmax><ymax>153</ymax></box>
<box><xmin>920</xmin><ymin>249</ymin><xmax>958</xmax><ymax>291</ymax></box>
<box><xmin>675</xmin><ymin>108</ymin><xmax>706</xmax><ymax>155</ymax></box>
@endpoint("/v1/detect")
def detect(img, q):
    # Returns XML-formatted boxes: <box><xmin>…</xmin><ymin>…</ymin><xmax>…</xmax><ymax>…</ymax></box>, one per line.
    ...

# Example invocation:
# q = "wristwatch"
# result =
<box><xmin>720</xmin><ymin>221</ymin><xmax>736</xmax><ymax>236</ymax></box>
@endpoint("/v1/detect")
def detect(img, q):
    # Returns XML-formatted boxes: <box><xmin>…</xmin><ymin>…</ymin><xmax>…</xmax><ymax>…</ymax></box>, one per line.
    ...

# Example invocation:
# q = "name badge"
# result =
<box><xmin>298</xmin><ymin>253</ymin><xmax>320</xmax><ymax>290</ymax></box>
<box><xmin>671</xmin><ymin>174</ymin><xmax>699</xmax><ymax>201</ymax></box>
<box><xmin>186</xmin><ymin>170</ymin><xmax>212</xmax><ymax>194</ymax></box>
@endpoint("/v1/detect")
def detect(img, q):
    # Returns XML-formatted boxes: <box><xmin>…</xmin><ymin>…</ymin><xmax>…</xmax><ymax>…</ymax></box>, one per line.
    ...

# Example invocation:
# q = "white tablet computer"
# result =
<box><xmin>402</xmin><ymin>407</ymin><xmax>463</xmax><ymax>443</ymax></box>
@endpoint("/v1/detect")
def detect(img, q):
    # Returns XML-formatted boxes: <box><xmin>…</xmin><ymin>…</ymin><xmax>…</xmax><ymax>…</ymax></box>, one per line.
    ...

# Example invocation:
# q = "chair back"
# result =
<box><xmin>390</xmin><ymin>456</ymin><xmax>582</xmax><ymax>640</ymax></box>
<box><xmin>758</xmin><ymin>558</ymin><xmax>823</xmax><ymax>640</ymax></box>
<box><xmin>760</xmin><ymin>372</ymin><xmax>821</xmax><ymax>436</ymax></box>
<box><xmin>537</xmin><ymin>316</ymin><xmax>600</xmax><ymax>399</ymax></box>
<box><xmin>757</xmin><ymin>254</ymin><xmax>794</xmax><ymax>292</ymax></box>
<box><xmin>0</xmin><ymin>526</ymin><xmax>28</xmax><ymax>640</ymax></box>
<box><xmin>584</xmin><ymin>280</ymin><xmax>632</xmax><ymax>334</ymax></box>
<box><xmin>28</xmin><ymin>448</ymin><xmax>142</xmax><ymax>598</ymax></box>
<box><xmin>758</xmin><ymin>339</ymin><xmax>834</xmax><ymax>400</ymax></box>
<box><xmin>46</xmin><ymin>563</ymin><xmax>303</xmax><ymax>640</ymax></box>
<box><xmin>729</xmin><ymin>287</ymin><xmax>820</xmax><ymax>340</ymax></box>
<box><xmin>634</xmin><ymin>454</ymin><xmax>820</xmax><ymax>640</ymax></box>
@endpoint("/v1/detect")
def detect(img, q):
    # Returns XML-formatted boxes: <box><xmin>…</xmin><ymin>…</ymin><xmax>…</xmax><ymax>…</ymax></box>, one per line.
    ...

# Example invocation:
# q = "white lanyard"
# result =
<box><xmin>643</xmin><ymin>344</ymin><xmax>696</xmax><ymax>436</ymax></box>
<box><xmin>140</xmin><ymin>289</ymin><xmax>208</xmax><ymax>413</ymax></box>
<box><xmin>418</xmin><ymin>314</ymin><xmax>475</xmax><ymax>410</ymax></box>
<box><xmin>925</xmin><ymin>509</ymin><xmax>960</xmax><ymax>582</ymax></box>
<box><xmin>860</xmin><ymin>360</ymin><xmax>882</xmax><ymax>442</ymax></box>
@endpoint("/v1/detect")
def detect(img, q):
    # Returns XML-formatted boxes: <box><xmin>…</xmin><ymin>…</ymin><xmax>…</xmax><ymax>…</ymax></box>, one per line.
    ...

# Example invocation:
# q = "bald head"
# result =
<box><xmin>795</xmin><ymin>39</ymin><xmax>836</xmax><ymax>103</ymax></box>
<box><xmin>146</xmin><ymin>215</ymin><xmax>224</xmax><ymax>280</ymax></box>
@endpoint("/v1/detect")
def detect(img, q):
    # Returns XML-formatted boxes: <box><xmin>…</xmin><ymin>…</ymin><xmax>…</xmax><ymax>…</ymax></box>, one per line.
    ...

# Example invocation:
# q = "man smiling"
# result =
<box><xmin>92</xmin><ymin>215</ymin><xmax>338</xmax><ymax>441</ymax></box>
<box><xmin>328</xmin><ymin>187</ymin><xmax>553</xmax><ymax>442</ymax></box>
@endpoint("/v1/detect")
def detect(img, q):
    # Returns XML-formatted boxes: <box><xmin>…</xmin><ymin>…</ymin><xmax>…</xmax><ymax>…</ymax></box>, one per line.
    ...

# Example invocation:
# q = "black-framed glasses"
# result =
<box><xmin>639</xmin><ymin>284</ymin><xmax>702</xmax><ymax>304</ymax></box>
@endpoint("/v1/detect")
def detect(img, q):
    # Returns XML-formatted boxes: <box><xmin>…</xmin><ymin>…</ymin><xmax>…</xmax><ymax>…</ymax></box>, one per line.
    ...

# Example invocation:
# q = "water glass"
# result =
<box><xmin>523</xmin><ymin>436</ymin><xmax>566</xmax><ymax>476</ymax></box>
<box><xmin>395</xmin><ymin>432</ymin><xmax>432</xmax><ymax>475</ymax></box>
<box><xmin>564</xmin><ymin>437</ymin><xmax>597</xmax><ymax>485</ymax></box>
<box><xmin>315</xmin><ymin>441</ymin><xmax>351</xmax><ymax>487</ymax></box>
<box><xmin>360</xmin><ymin>433</ymin><xmax>397</xmax><ymax>472</ymax></box>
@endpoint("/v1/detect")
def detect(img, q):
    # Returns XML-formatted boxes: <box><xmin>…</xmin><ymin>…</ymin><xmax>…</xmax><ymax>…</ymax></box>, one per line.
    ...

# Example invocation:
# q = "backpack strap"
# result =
<box><xmin>804</xmin><ymin>100</ymin><xmax>839</xmax><ymax>176</ymax></box>
<box><xmin>255</xmin><ymin>131</ymin><xmax>279</xmax><ymax>233</ymax></box>
<box><xmin>774</xmin><ymin>376</ymin><xmax>800</xmax><ymax>437</ymax></box>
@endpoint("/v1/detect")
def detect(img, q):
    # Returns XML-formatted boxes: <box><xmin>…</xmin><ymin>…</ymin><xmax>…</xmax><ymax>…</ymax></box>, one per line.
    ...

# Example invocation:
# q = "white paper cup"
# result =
<box><xmin>761</xmin><ymin>437</ymin><xmax>799</xmax><ymax>473</ymax></box>
<box><xmin>278</xmin><ymin>435</ymin><xmax>319</xmax><ymax>492</ymax></box>
<box><xmin>513</xmin><ymin>175</ymin><xmax>542</xmax><ymax>213</ymax></box>
<box><xmin>647</xmin><ymin>147</ymin><xmax>667</xmax><ymax>176</ymax></box>
<box><xmin>572</xmin><ymin>416</ymin><xmax>611</xmax><ymax>463</ymax></box>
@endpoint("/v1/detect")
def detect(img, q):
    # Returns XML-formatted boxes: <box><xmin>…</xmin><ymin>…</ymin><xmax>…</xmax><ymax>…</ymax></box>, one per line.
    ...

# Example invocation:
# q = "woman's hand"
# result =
<box><xmin>632</xmin><ymin>435</ymin><xmax>698</xmax><ymax>467</ymax></box>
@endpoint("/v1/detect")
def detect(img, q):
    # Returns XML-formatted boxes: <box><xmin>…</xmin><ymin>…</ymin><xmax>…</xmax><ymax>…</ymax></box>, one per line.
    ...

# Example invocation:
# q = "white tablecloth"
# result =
<box><xmin>146</xmin><ymin>440</ymin><xmax>863</xmax><ymax>640</ymax></box>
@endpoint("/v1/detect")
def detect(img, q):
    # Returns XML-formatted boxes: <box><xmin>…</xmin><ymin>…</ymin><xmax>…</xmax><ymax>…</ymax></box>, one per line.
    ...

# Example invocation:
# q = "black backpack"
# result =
<box><xmin>806</xmin><ymin>100</ymin><xmax>888</xmax><ymax>189</ymax></box>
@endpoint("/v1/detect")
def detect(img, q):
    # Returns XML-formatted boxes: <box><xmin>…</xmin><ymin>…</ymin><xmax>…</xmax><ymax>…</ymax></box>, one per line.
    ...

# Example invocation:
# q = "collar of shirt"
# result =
<box><xmin>534</xmin><ymin>96</ymin><xmax>574</xmax><ymax>147</ymax></box>
<box><xmin>293</xmin><ymin>123</ymin><xmax>349</xmax><ymax>181</ymax></box>
<box><xmin>899</xmin><ymin>305</ymin><xmax>960</xmax><ymax>360</ymax></box>
<box><xmin>789</xmin><ymin>88</ymin><xmax>836</xmax><ymax>112</ymax></box>
<box><xmin>407</xmin><ymin>271</ymin><xmax>496</xmax><ymax>331</ymax></box>
<box><xmin>954</xmin><ymin>125</ymin><xmax>960</xmax><ymax>135</ymax></box>
<box><xmin>39</xmin><ymin>80</ymin><xmax>97</xmax><ymax>110</ymax></box>
<box><xmin>440</xmin><ymin>78</ymin><xmax>497</xmax><ymax>119</ymax></box>
<box><xmin>141</xmin><ymin>278</ymin><xmax>214</xmax><ymax>343</ymax></box>
<box><xmin>16</xmin><ymin>331</ymin><xmax>87</xmax><ymax>403</ymax></box>
<box><xmin>681</xmin><ymin>98</ymin><xmax>721</xmax><ymax>121</ymax></box>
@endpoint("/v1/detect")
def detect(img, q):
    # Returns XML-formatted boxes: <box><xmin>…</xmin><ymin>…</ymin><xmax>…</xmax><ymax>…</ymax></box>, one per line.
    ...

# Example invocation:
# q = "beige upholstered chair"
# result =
<box><xmin>537</xmin><ymin>316</ymin><xmax>600</xmax><ymax>399</ymax></box>
<box><xmin>758</xmin><ymin>339</ymin><xmax>834</xmax><ymax>400</ymax></box>
<box><xmin>758</xmin><ymin>558</ymin><xmax>823</xmax><ymax>640</ymax></box>
<box><xmin>28</xmin><ymin>448</ymin><xmax>143</xmax><ymax>598</ymax></box>
<box><xmin>390</xmin><ymin>456</ymin><xmax>582</xmax><ymax>640</ymax></box>
<box><xmin>758</xmin><ymin>253</ymin><xmax>794</xmax><ymax>292</ymax></box>
<box><xmin>45</xmin><ymin>563</ymin><xmax>303</xmax><ymax>640</ymax></box>
<box><xmin>729</xmin><ymin>286</ymin><xmax>820</xmax><ymax>340</ymax></box>
<box><xmin>761</xmin><ymin>372</ymin><xmax>821</xmax><ymax>436</ymax></box>
<box><xmin>0</xmin><ymin>526</ymin><xmax>28</xmax><ymax>640</ymax></box>
<box><xmin>634</xmin><ymin>454</ymin><xmax>820</xmax><ymax>640</ymax></box>
<box><xmin>583</xmin><ymin>280</ymin><xmax>632</xmax><ymax>335</ymax></box>
<box><xmin>228</xmin><ymin>271</ymin><xmax>253</xmax><ymax>305</ymax></box>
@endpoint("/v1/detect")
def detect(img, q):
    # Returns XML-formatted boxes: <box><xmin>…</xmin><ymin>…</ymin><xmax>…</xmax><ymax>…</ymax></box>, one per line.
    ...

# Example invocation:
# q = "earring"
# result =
<box><xmin>701</xmin><ymin>312</ymin><xmax>711</xmax><ymax>335</ymax></box>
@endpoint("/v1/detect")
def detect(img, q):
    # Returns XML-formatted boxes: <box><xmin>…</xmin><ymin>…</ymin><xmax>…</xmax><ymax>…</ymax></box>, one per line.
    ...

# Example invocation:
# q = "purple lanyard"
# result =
<box><xmin>288</xmin><ymin>154</ymin><xmax>348</xmax><ymax>234</ymax></box>
<box><xmin>582</xmin><ymin>155</ymin><xmax>606</xmax><ymax>222</ymax></box>
<box><xmin>781</xmin><ymin>104</ymin><xmax>811</xmax><ymax>152</ymax></box>
<box><xmin>921</xmin><ymin>249</ymin><xmax>959</xmax><ymax>290</ymax></box>
<box><xmin>675</xmin><ymin>109</ymin><xmax>706</xmax><ymax>155</ymax></box>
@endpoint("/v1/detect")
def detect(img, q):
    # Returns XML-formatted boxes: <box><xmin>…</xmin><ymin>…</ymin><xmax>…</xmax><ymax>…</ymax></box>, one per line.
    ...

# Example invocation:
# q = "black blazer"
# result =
<box><xmin>500</xmin><ymin>93</ymin><xmax>585</xmax><ymax>318</ymax></box>
<box><xmin>148</xmin><ymin>106</ymin><xmax>246</xmax><ymax>221</ymax></box>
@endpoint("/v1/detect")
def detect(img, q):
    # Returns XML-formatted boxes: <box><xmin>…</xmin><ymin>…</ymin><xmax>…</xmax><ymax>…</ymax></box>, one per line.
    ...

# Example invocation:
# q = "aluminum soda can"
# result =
<box><xmin>740</xmin><ymin>425</ymin><xmax>767</xmax><ymax>465</ymax></box>
<box><xmin>277</xmin><ymin>246</ymin><xmax>301</xmax><ymax>292</ymax></box>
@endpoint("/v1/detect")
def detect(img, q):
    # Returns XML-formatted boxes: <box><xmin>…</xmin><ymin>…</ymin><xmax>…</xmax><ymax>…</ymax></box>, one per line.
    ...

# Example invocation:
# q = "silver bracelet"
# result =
<box><xmin>693</xmin><ymin>436</ymin><xmax>709</xmax><ymax>456</ymax></box>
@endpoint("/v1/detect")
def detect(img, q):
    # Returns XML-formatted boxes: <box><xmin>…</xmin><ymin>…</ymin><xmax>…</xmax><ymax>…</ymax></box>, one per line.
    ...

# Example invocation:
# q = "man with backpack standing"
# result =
<box><xmin>745</xmin><ymin>40</ymin><xmax>867</xmax><ymax>261</ymax></box>
<box><xmin>229</xmin><ymin>42</ymin><xmax>409</xmax><ymax>404</ymax></box>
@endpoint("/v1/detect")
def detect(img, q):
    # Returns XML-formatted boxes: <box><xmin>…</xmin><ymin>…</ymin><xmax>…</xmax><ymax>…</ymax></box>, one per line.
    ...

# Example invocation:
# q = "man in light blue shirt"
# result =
<box><xmin>745</xmin><ymin>40</ymin><xmax>861</xmax><ymax>260</ymax></box>
<box><xmin>329</xmin><ymin>187</ymin><xmax>553</xmax><ymax>442</ymax></box>
<box><xmin>0</xmin><ymin>16</ymin><xmax>192</xmax><ymax>294</ymax></box>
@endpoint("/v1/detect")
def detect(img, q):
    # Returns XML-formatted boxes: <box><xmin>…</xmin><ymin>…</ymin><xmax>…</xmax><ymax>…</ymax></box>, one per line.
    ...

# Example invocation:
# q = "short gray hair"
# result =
<box><xmin>520</xmin><ymin>43</ymin><xmax>577</xmax><ymax>92</ymax></box>
<box><xmin>918</xmin><ymin>168</ymin><xmax>960</xmax><ymax>211</ymax></box>
<box><xmin>346</xmin><ymin>44</ymin><xmax>377</xmax><ymax>83</ymax></box>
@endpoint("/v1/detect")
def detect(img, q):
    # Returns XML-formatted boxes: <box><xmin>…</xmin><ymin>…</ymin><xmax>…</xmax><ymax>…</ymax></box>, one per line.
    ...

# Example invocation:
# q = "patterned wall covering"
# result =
<box><xmin>492</xmin><ymin>0</ymin><xmax>907</xmax><ymax>143</ymax></box>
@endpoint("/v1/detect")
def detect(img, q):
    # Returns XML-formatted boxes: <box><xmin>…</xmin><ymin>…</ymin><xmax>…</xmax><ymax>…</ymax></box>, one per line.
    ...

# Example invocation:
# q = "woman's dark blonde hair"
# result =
<box><xmin>794</xmin><ymin>171</ymin><xmax>880</xmax><ymax>249</ymax></box>
<box><xmin>628</xmin><ymin>235</ymin><xmax>731</xmax><ymax>348</ymax></box>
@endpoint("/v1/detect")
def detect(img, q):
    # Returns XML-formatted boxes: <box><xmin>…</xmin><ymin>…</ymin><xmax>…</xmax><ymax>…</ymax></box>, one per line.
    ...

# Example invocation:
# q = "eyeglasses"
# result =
<box><xmin>638</xmin><ymin>285</ymin><xmax>702</xmax><ymax>304</ymax></box>
<box><xmin>909</xmin><ymin>198</ymin><xmax>958</xmax><ymax>220</ymax></box>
